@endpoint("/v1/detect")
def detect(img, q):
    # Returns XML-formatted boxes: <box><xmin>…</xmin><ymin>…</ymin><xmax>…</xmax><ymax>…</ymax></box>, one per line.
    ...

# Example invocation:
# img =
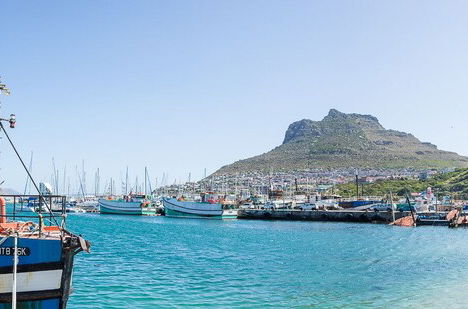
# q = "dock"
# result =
<box><xmin>238</xmin><ymin>209</ymin><xmax>412</xmax><ymax>223</ymax></box>
<box><xmin>237</xmin><ymin>209</ymin><xmax>468</xmax><ymax>227</ymax></box>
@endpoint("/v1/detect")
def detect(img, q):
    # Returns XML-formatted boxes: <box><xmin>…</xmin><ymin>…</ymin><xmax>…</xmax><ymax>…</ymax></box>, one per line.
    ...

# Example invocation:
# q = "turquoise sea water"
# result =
<box><xmin>67</xmin><ymin>214</ymin><xmax>468</xmax><ymax>308</ymax></box>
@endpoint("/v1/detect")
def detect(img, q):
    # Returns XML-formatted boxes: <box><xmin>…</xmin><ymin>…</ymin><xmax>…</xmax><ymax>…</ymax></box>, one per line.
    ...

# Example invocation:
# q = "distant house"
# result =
<box><xmin>317</xmin><ymin>184</ymin><xmax>333</xmax><ymax>192</ymax></box>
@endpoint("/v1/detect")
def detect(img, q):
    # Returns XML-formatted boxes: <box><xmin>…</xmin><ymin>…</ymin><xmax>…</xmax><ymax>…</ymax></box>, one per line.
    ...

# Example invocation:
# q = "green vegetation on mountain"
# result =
<box><xmin>336</xmin><ymin>168</ymin><xmax>468</xmax><ymax>199</ymax></box>
<box><xmin>214</xmin><ymin>109</ymin><xmax>468</xmax><ymax>174</ymax></box>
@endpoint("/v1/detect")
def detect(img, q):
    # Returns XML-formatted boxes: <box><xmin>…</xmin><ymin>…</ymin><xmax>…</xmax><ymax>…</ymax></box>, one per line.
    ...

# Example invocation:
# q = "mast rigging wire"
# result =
<box><xmin>0</xmin><ymin>122</ymin><xmax>59</xmax><ymax>226</ymax></box>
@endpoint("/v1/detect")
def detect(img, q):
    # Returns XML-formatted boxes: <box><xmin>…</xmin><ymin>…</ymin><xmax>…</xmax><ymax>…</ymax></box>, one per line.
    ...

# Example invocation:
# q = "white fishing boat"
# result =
<box><xmin>99</xmin><ymin>195</ymin><xmax>156</xmax><ymax>215</ymax></box>
<box><xmin>163</xmin><ymin>193</ymin><xmax>237</xmax><ymax>219</ymax></box>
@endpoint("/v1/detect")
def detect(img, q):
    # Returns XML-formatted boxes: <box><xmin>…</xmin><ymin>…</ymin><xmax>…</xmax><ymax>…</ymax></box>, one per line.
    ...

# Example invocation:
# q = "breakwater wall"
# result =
<box><xmin>237</xmin><ymin>209</ymin><xmax>412</xmax><ymax>223</ymax></box>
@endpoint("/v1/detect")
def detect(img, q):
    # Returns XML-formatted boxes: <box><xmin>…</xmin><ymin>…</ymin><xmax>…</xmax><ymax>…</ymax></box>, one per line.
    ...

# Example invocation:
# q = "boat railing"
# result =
<box><xmin>1</xmin><ymin>194</ymin><xmax>67</xmax><ymax>228</ymax></box>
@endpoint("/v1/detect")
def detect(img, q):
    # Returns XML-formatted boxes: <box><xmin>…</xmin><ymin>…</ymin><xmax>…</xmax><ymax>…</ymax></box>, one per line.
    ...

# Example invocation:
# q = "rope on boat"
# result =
<box><xmin>0</xmin><ymin>235</ymin><xmax>9</xmax><ymax>246</ymax></box>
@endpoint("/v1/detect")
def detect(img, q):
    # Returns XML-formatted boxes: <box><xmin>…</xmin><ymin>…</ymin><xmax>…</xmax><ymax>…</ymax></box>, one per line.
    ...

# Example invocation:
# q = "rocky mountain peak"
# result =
<box><xmin>283</xmin><ymin>110</ymin><xmax>383</xmax><ymax>145</ymax></box>
<box><xmin>214</xmin><ymin>109</ymin><xmax>468</xmax><ymax>175</ymax></box>
<box><xmin>282</xmin><ymin>119</ymin><xmax>321</xmax><ymax>144</ymax></box>
<box><xmin>323</xmin><ymin>109</ymin><xmax>382</xmax><ymax>128</ymax></box>
<box><xmin>326</xmin><ymin>108</ymin><xmax>346</xmax><ymax>118</ymax></box>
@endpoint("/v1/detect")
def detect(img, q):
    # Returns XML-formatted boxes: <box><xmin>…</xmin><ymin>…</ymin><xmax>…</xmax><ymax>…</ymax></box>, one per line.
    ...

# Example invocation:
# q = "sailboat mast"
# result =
<box><xmin>63</xmin><ymin>165</ymin><xmax>66</xmax><ymax>196</ymax></box>
<box><xmin>82</xmin><ymin>160</ymin><xmax>86</xmax><ymax>196</ymax></box>
<box><xmin>125</xmin><ymin>166</ymin><xmax>129</xmax><ymax>195</ymax></box>
<box><xmin>144</xmin><ymin>167</ymin><xmax>147</xmax><ymax>196</ymax></box>
<box><xmin>23</xmin><ymin>151</ymin><xmax>33</xmax><ymax>195</ymax></box>
<box><xmin>52</xmin><ymin>157</ymin><xmax>58</xmax><ymax>194</ymax></box>
<box><xmin>56</xmin><ymin>169</ymin><xmax>59</xmax><ymax>195</ymax></box>
<box><xmin>96</xmin><ymin>167</ymin><xmax>101</xmax><ymax>195</ymax></box>
<box><xmin>94</xmin><ymin>170</ymin><xmax>97</xmax><ymax>196</ymax></box>
<box><xmin>76</xmin><ymin>165</ymin><xmax>85</xmax><ymax>198</ymax></box>
<box><xmin>67</xmin><ymin>177</ymin><xmax>70</xmax><ymax>197</ymax></box>
<box><xmin>148</xmin><ymin>174</ymin><xmax>152</xmax><ymax>195</ymax></box>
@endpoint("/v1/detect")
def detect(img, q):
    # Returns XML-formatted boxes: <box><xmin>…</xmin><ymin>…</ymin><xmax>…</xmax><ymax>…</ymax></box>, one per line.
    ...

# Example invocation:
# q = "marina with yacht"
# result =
<box><xmin>4</xmin><ymin>1</ymin><xmax>468</xmax><ymax>307</ymax></box>
<box><xmin>31</xmin><ymin>171</ymin><xmax>467</xmax><ymax>229</ymax></box>
<box><xmin>0</xmin><ymin>70</ymin><xmax>467</xmax><ymax>309</ymax></box>
<box><xmin>12</xmin><ymin>150</ymin><xmax>467</xmax><ymax>227</ymax></box>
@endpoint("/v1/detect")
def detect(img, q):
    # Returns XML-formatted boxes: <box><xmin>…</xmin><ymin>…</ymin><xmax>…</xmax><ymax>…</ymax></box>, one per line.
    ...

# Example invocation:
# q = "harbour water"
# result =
<box><xmin>68</xmin><ymin>214</ymin><xmax>468</xmax><ymax>308</ymax></box>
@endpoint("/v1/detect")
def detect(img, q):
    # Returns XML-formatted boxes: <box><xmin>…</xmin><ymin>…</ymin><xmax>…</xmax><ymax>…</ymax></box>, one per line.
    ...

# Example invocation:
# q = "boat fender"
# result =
<box><xmin>0</xmin><ymin>197</ymin><xmax>5</xmax><ymax>223</ymax></box>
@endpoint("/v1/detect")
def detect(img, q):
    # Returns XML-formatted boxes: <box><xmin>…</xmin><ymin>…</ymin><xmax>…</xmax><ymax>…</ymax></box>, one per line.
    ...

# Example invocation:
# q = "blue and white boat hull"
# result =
<box><xmin>0</xmin><ymin>232</ymin><xmax>89</xmax><ymax>308</ymax></box>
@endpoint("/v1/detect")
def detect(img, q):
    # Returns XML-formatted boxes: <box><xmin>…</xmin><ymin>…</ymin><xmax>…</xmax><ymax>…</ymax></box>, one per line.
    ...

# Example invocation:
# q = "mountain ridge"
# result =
<box><xmin>213</xmin><ymin>109</ymin><xmax>468</xmax><ymax>175</ymax></box>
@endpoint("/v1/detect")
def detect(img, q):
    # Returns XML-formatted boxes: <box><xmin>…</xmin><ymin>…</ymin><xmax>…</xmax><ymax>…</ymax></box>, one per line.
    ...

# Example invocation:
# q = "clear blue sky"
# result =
<box><xmin>1</xmin><ymin>0</ymin><xmax>467</xmax><ymax>193</ymax></box>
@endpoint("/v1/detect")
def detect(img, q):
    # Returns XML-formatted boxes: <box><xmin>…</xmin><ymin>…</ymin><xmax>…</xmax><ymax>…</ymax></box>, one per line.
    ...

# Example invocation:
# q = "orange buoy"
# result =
<box><xmin>0</xmin><ymin>197</ymin><xmax>6</xmax><ymax>224</ymax></box>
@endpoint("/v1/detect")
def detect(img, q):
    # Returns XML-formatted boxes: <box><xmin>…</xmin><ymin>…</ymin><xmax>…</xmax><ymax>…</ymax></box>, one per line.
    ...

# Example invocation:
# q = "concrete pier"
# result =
<box><xmin>237</xmin><ymin>209</ymin><xmax>413</xmax><ymax>223</ymax></box>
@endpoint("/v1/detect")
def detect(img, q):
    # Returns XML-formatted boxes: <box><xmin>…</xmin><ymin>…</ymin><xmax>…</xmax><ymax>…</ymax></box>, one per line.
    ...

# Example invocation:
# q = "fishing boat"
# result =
<box><xmin>99</xmin><ymin>194</ymin><xmax>156</xmax><ymax>215</ymax></box>
<box><xmin>76</xmin><ymin>198</ymin><xmax>98</xmax><ymax>211</ymax></box>
<box><xmin>0</xmin><ymin>80</ymin><xmax>90</xmax><ymax>308</ymax></box>
<box><xmin>163</xmin><ymin>193</ymin><xmax>238</xmax><ymax>219</ymax></box>
<box><xmin>0</xmin><ymin>195</ymin><xmax>90</xmax><ymax>308</ymax></box>
<box><xmin>338</xmin><ymin>199</ymin><xmax>382</xmax><ymax>208</ymax></box>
